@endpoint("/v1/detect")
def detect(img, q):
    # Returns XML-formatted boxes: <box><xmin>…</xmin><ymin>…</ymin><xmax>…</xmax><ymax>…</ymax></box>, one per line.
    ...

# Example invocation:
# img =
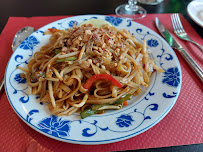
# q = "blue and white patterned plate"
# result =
<box><xmin>5</xmin><ymin>15</ymin><xmax>182</xmax><ymax>145</ymax></box>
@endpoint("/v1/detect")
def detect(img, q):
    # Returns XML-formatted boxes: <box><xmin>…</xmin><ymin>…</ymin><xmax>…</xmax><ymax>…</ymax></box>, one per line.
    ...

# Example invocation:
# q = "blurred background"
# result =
<box><xmin>0</xmin><ymin>0</ymin><xmax>202</xmax><ymax>37</ymax></box>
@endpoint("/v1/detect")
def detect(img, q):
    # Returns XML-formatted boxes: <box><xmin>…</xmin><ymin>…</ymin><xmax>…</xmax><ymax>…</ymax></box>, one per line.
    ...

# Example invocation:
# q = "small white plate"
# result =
<box><xmin>5</xmin><ymin>15</ymin><xmax>182</xmax><ymax>145</ymax></box>
<box><xmin>187</xmin><ymin>0</ymin><xmax>203</xmax><ymax>28</ymax></box>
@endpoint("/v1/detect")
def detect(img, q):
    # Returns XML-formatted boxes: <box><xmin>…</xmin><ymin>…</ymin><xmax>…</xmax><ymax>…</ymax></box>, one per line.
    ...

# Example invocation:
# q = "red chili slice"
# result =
<box><xmin>83</xmin><ymin>74</ymin><xmax>123</xmax><ymax>90</ymax></box>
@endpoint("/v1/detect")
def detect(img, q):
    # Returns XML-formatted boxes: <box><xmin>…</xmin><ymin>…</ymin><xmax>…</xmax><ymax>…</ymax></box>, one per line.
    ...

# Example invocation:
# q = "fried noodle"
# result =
<box><xmin>20</xmin><ymin>23</ymin><xmax>164</xmax><ymax>117</ymax></box>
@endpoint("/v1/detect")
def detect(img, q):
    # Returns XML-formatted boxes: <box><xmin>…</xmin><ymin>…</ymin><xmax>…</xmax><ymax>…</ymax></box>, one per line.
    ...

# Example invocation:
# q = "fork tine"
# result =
<box><xmin>171</xmin><ymin>14</ymin><xmax>179</xmax><ymax>34</ymax></box>
<box><xmin>174</xmin><ymin>13</ymin><xmax>185</xmax><ymax>33</ymax></box>
<box><xmin>171</xmin><ymin>14</ymin><xmax>177</xmax><ymax>32</ymax></box>
<box><xmin>173</xmin><ymin>14</ymin><xmax>181</xmax><ymax>33</ymax></box>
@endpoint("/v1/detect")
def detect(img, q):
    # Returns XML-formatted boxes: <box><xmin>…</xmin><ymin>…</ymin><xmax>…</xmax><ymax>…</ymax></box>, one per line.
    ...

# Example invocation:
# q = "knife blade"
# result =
<box><xmin>155</xmin><ymin>17</ymin><xmax>203</xmax><ymax>82</ymax></box>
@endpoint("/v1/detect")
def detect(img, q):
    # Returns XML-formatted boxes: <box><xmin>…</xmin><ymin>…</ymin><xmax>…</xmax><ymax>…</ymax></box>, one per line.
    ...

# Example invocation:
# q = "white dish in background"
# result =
<box><xmin>187</xmin><ymin>0</ymin><xmax>203</xmax><ymax>28</ymax></box>
<box><xmin>5</xmin><ymin>15</ymin><xmax>182</xmax><ymax>145</ymax></box>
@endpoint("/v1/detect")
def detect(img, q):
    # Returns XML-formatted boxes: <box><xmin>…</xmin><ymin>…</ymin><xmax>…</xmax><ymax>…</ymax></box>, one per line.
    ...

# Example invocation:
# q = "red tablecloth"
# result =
<box><xmin>0</xmin><ymin>14</ymin><xmax>202</xmax><ymax>152</ymax></box>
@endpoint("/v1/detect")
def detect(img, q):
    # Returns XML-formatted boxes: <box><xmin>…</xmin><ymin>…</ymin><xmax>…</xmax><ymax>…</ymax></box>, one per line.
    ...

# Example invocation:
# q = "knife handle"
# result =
<box><xmin>178</xmin><ymin>48</ymin><xmax>203</xmax><ymax>83</ymax></box>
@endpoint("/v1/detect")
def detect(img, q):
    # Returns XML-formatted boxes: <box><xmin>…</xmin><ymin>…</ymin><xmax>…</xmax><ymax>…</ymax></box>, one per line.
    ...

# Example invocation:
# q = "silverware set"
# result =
<box><xmin>155</xmin><ymin>14</ymin><xmax>203</xmax><ymax>83</ymax></box>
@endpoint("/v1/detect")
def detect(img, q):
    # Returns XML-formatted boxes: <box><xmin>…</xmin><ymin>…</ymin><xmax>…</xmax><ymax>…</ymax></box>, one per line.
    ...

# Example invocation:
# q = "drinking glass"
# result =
<box><xmin>138</xmin><ymin>0</ymin><xmax>164</xmax><ymax>5</ymax></box>
<box><xmin>115</xmin><ymin>0</ymin><xmax>147</xmax><ymax>20</ymax></box>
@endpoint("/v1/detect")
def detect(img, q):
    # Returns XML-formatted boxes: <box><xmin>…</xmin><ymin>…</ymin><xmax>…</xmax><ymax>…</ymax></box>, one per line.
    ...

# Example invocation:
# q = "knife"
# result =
<box><xmin>155</xmin><ymin>17</ymin><xmax>203</xmax><ymax>83</ymax></box>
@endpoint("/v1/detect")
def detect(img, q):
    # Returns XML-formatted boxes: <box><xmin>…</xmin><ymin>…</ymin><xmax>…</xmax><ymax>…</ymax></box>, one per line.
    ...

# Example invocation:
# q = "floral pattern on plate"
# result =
<box><xmin>5</xmin><ymin>15</ymin><xmax>181</xmax><ymax>145</ymax></box>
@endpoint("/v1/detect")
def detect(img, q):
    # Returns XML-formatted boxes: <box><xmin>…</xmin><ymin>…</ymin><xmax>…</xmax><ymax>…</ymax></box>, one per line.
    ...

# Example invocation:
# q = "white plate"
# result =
<box><xmin>187</xmin><ymin>0</ymin><xmax>203</xmax><ymax>28</ymax></box>
<box><xmin>5</xmin><ymin>15</ymin><xmax>182</xmax><ymax>145</ymax></box>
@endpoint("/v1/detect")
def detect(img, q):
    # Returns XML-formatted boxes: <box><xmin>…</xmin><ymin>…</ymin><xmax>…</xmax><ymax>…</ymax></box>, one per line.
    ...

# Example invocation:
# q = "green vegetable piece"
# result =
<box><xmin>91</xmin><ymin>104</ymin><xmax>109</xmax><ymax>111</ymax></box>
<box><xmin>113</xmin><ymin>94</ymin><xmax>133</xmax><ymax>105</ymax></box>
<box><xmin>80</xmin><ymin>109</ymin><xmax>99</xmax><ymax>119</ymax></box>
<box><xmin>55</xmin><ymin>48</ymin><xmax>61</xmax><ymax>54</ymax></box>
<box><xmin>91</xmin><ymin>94</ymin><xmax>133</xmax><ymax>111</ymax></box>
<box><xmin>91</xmin><ymin>105</ymin><xmax>102</xmax><ymax>111</ymax></box>
<box><xmin>56</xmin><ymin>56</ymin><xmax>77</xmax><ymax>62</ymax></box>
<box><xmin>80</xmin><ymin>94</ymin><xmax>133</xmax><ymax>119</ymax></box>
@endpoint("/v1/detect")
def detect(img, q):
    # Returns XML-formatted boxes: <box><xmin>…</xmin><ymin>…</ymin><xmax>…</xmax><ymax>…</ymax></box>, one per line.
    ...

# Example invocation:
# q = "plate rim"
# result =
<box><xmin>187</xmin><ymin>0</ymin><xmax>203</xmax><ymax>28</ymax></box>
<box><xmin>4</xmin><ymin>14</ymin><xmax>182</xmax><ymax>145</ymax></box>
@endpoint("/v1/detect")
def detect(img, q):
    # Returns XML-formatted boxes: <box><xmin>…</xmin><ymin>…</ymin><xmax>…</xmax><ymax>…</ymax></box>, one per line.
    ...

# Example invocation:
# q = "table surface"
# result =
<box><xmin>0</xmin><ymin>0</ymin><xmax>202</xmax><ymax>151</ymax></box>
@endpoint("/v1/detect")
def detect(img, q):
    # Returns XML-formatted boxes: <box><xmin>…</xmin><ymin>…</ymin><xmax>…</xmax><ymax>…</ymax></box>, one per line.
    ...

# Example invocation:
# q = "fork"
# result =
<box><xmin>171</xmin><ymin>13</ymin><xmax>203</xmax><ymax>53</ymax></box>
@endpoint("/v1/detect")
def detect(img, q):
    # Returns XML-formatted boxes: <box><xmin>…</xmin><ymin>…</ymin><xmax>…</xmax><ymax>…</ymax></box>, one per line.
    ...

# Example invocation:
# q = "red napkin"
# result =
<box><xmin>0</xmin><ymin>14</ymin><xmax>202</xmax><ymax>152</ymax></box>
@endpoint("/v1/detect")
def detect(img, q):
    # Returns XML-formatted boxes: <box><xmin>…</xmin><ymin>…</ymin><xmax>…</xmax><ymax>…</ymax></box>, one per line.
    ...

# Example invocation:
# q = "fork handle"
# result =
<box><xmin>190</xmin><ymin>41</ymin><xmax>203</xmax><ymax>53</ymax></box>
<box><xmin>178</xmin><ymin>48</ymin><xmax>203</xmax><ymax>83</ymax></box>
